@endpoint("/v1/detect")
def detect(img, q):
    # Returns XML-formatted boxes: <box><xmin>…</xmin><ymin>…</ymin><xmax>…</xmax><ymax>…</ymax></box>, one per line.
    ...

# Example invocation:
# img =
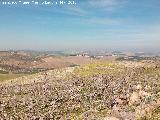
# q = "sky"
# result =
<box><xmin>0</xmin><ymin>0</ymin><xmax>160</xmax><ymax>52</ymax></box>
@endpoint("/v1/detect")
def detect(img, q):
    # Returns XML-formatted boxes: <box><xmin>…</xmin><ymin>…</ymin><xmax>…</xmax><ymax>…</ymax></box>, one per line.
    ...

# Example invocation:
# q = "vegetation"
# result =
<box><xmin>0</xmin><ymin>70</ymin><xmax>9</xmax><ymax>74</ymax></box>
<box><xmin>73</xmin><ymin>62</ymin><xmax>126</xmax><ymax>77</ymax></box>
<box><xmin>0</xmin><ymin>73</ymin><xmax>26</xmax><ymax>82</ymax></box>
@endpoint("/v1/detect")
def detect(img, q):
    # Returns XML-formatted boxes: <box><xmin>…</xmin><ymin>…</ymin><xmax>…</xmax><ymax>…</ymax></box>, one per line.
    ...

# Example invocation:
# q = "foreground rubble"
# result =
<box><xmin>0</xmin><ymin>61</ymin><xmax>160</xmax><ymax>120</ymax></box>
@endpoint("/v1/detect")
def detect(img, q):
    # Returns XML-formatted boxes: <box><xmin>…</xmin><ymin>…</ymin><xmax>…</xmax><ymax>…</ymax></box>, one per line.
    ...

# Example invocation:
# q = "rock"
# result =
<box><xmin>135</xmin><ymin>107</ymin><xmax>146</xmax><ymax>119</ymax></box>
<box><xmin>129</xmin><ymin>92</ymin><xmax>140</xmax><ymax>105</ymax></box>
<box><xmin>139</xmin><ymin>90</ymin><xmax>150</xmax><ymax>97</ymax></box>
<box><xmin>116</xmin><ymin>95</ymin><xmax>128</xmax><ymax>105</ymax></box>
<box><xmin>120</xmin><ymin>111</ymin><xmax>135</xmax><ymax>120</ymax></box>
<box><xmin>144</xmin><ymin>85</ymin><xmax>151</xmax><ymax>91</ymax></box>
<box><xmin>136</xmin><ymin>84</ymin><xmax>142</xmax><ymax>90</ymax></box>
<box><xmin>104</xmin><ymin>116</ymin><xmax>120</xmax><ymax>120</ymax></box>
<box><xmin>115</xmin><ymin>98</ymin><xmax>124</xmax><ymax>105</ymax></box>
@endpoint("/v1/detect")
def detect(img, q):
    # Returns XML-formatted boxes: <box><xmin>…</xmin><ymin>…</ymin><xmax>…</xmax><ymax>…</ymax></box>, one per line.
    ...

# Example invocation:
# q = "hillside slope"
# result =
<box><xmin>0</xmin><ymin>61</ymin><xmax>160</xmax><ymax>120</ymax></box>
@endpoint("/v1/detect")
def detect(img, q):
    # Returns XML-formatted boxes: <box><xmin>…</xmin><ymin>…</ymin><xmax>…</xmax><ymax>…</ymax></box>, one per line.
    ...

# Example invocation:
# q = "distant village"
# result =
<box><xmin>75</xmin><ymin>51</ymin><xmax>160</xmax><ymax>61</ymax></box>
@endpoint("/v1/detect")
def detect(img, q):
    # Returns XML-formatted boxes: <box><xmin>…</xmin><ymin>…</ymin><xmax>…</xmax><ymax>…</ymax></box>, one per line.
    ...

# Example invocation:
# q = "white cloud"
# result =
<box><xmin>82</xmin><ymin>17</ymin><xmax>122</xmax><ymax>25</ymax></box>
<box><xmin>63</xmin><ymin>6</ymin><xmax>87</xmax><ymax>16</ymax></box>
<box><xmin>88</xmin><ymin>0</ymin><xmax>117</xmax><ymax>7</ymax></box>
<box><xmin>87</xmin><ymin>0</ymin><xmax>126</xmax><ymax>10</ymax></box>
<box><xmin>58</xmin><ymin>0</ymin><xmax>127</xmax><ymax>16</ymax></box>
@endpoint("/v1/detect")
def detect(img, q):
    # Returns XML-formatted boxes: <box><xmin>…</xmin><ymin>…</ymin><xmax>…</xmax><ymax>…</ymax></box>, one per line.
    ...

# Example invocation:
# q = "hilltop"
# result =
<box><xmin>0</xmin><ymin>60</ymin><xmax>160</xmax><ymax>120</ymax></box>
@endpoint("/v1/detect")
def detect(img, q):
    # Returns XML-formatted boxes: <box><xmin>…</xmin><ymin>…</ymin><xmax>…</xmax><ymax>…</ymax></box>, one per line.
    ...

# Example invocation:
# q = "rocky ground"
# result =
<box><xmin>0</xmin><ymin>61</ymin><xmax>160</xmax><ymax>120</ymax></box>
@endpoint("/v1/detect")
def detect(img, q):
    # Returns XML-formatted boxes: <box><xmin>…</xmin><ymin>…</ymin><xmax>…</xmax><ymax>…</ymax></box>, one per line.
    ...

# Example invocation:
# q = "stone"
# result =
<box><xmin>136</xmin><ymin>84</ymin><xmax>142</xmax><ymax>90</ymax></box>
<box><xmin>104</xmin><ymin>116</ymin><xmax>120</xmax><ymax>120</ymax></box>
<box><xmin>129</xmin><ymin>92</ymin><xmax>140</xmax><ymax>105</ymax></box>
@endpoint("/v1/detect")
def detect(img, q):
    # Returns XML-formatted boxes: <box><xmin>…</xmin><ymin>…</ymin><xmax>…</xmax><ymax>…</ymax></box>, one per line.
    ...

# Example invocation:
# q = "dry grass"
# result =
<box><xmin>0</xmin><ymin>73</ymin><xmax>27</xmax><ymax>82</ymax></box>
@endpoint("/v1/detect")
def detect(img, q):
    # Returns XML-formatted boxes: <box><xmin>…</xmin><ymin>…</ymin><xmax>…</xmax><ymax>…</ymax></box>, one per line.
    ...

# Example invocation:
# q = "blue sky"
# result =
<box><xmin>0</xmin><ymin>0</ymin><xmax>160</xmax><ymax>52</ymax></box>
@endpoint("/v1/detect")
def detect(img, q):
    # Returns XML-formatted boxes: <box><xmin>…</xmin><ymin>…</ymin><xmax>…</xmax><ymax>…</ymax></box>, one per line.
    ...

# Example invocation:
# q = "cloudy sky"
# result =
<box><xmin>0</xmin><ymin>0</ymin><xmax>160</xmax><ymax>52</ymax></box>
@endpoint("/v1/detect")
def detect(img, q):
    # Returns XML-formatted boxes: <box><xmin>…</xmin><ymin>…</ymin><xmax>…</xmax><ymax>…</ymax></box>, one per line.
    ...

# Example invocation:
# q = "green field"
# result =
<box><xmin>73</xmin><ymin>62</ymin><xmax>126</xmax><ymax>77</ymax></box>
